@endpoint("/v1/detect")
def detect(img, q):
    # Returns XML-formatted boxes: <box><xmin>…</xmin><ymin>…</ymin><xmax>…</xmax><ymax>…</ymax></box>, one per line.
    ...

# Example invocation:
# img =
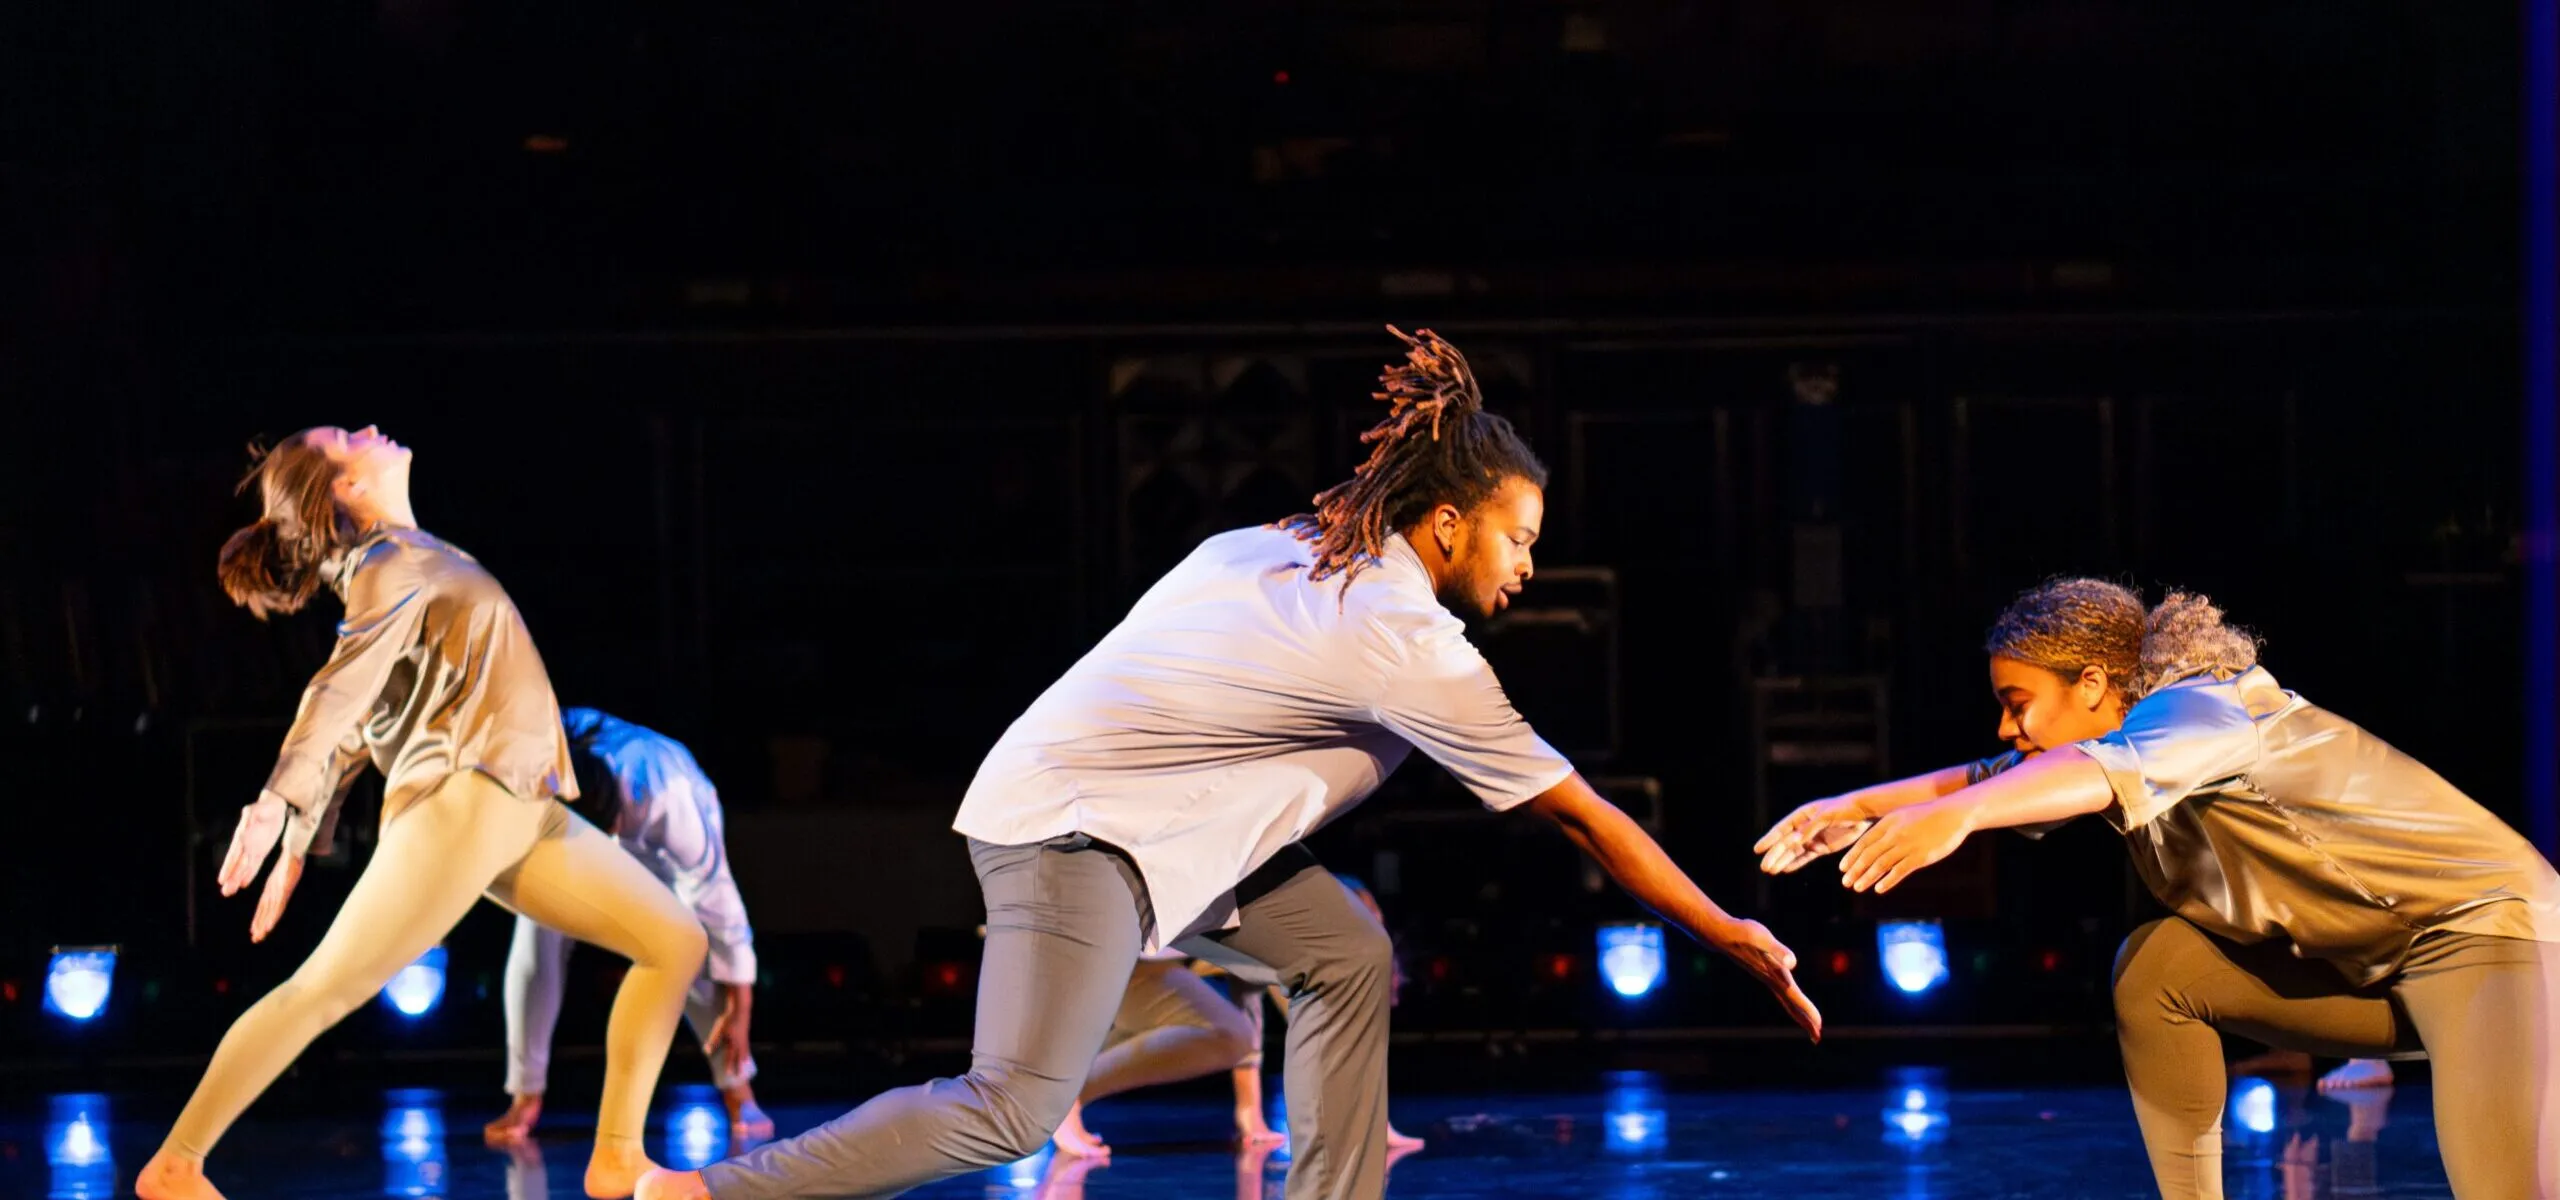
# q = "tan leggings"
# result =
<box><xmin>1078</xmin><ymin>958</ymin><xmax>1260</xmax><ymax>1104</ymax></box>
<box><xmin>2115</xmin><ymin>917</ymin><xmax>2560</xmax><ymax>1199</ymax></box>
<box><xmin>165</xmin><ymin>770</ymin><xmax>708</xmax><ymax>1160</ymax></box>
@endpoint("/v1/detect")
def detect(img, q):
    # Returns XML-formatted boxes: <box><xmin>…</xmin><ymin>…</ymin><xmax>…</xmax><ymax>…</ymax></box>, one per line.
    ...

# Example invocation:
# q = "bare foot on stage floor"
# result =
<box><xmin>722</xmin><ymin>1084</ymin><xmax>776</xmax><ymax>1142</ymax></box>
<box><xmin>1051</xmin><ymin>1102</ymin><xmax>1112</xmax><ymax>1159</ymax></box>
<box><xmin>485</xmin><ymin>1094</ymin><xmax>544</xmax><ymax>1146</ymax></box>
<box><xmin>2319</xmin><ymin>1058</ymin><xmax>2396</xmax><ymax>1092</ymax></box>
<box><xmin>136</xmin><ymin>1150</ymin><xmax>229</xmax><ymax>1200</ymax></box>
<box><xmin>587</xmin><ymin>1139</ymin><xmax>662</xmax><ymax>1199</ymax></box>
<box><xmin>637</xmin><ymin>1168</ymin><xmax>713</xmax><ymax>1200</ymax></box>
<box><xmin>1234</xmin><ymin>1106</ymin><xmax>1288</xmax><ymax>1148</ymax></box>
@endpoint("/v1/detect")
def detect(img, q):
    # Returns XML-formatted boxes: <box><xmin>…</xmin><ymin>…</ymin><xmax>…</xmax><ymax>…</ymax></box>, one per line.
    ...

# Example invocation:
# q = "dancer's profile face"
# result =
<box><xmin>1988</xmin><ymin>655</ymin><xmax>2123</xmax><ymax>753</ymax></box>
<box><xmin>305</xmin><ymin>425</ymin><xmax>413</xmax><ymax>513</ymax></box>
<box><xmin>1427</xmin><ymin>476</ymin><xmax>1544</xmax><ymax>621</ymax></box>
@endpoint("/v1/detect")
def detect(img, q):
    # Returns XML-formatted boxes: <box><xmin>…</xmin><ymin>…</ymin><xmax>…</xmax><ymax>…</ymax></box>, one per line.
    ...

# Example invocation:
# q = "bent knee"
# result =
<box><xmin>969</xmin><ymin>1065</ymin><xmax>1081</xmax><ymax>1161</ymax></box>
<box><xmin>2112</xmin><ymin>918</ymin><xmax>2209</xmax><ymax>1019</ymax></box>
<box><xmin>644</xmin><ymin>918</ymin><xmax>710</xmax><ymax>975</ymax></box>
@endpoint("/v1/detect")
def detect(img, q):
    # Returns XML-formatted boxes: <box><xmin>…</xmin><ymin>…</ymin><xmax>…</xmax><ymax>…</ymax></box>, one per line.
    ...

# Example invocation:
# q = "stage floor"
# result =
<box><xmin>4</xmin><ymin>1070</ymin><xmax>2452</xmax><ymax>1198</ymax></box>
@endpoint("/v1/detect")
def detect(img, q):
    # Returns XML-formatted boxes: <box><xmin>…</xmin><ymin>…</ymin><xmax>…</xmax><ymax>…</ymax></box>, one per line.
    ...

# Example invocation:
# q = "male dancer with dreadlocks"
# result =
<box><xmin>640</xmin><ymin>327</ymin><xmax>1820</xmax><ymax>1200</ymax></box>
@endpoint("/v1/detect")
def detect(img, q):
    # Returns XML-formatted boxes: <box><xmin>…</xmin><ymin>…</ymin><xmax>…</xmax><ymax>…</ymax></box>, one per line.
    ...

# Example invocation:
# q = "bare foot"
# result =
<box><xmin>2331</xmin><ymin>1084</ymin><xmax>2395</xmax><ymax>1143</ymax></box>
<box><xmin>1036</xmin><ymin>1149</ymin><xmax>1105</xmax><ymax>1198</ymax></box>
<box><xmin>485</xmin><ymin>1094</ymin><xmax>544</xmax><ymax>1146</ymax></box>
<box><xmin>587</xmin><ymin>1139</ymin><xmax>662</xmax><ymax>1199</ymax></box>
<box><xmin>1388</xmin><ymin>1126</ymin><xmax>1426</xmax><ymax>1152</ymax></box>
<box><xmin>2230</xmin><ymin>1048</ymin><xmax>2314</xmax><ymax>1076</ymax></box>
<box><xmin>635</xmin><ymin>1168</ymin><xmax>713</xmax><ymax>1200</ymax></box>
<box><xmin>136</xmin><ymin>1150</ymin><xmax>228</xmax><ymax>1200</ymax></box>
<box><xmin>721</xmin><ymin>1085</ymin><xmax>775</xmax><ymax>1142</ymax></box>
<box><xmin>1051</xmin><ymin>1102</ymin><xmax>1111</xmax><ymax>1160</ymax></box>
<box><xmin>2318</xmin><ymin>1058</ymin><xmax>2395</xmax><ymax>1092</ymax></box>
<box><xmin>1234</xmin><ymin>1108</ymin><xmax>1288</xmax><ymax>1148</ymax></box>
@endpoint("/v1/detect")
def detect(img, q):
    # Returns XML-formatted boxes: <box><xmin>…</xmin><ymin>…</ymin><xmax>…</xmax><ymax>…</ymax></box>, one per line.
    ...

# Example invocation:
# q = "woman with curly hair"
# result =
<box><xmin>1758</xmin><ymin>579</ymin><xmax>2560</xmax><ymax>1198</ymax></box>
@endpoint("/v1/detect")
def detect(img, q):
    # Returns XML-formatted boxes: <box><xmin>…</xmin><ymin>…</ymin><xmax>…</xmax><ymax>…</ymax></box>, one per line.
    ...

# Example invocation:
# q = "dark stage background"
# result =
<box><xmin>0</xmin><ymin>1</ymin><xmax>2548</xmax><ymax>1077</ymax></box>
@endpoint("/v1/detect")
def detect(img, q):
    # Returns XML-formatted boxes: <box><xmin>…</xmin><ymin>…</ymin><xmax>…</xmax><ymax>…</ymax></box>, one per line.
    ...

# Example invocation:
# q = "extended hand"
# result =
<box><xmin>218</xmin><ymin>791</ymin><xmax>291</xmax><ymax>895</ymax></box>
<box><xmin>705</xmin><ymin>985</ymin><xmax>754</xmax><ymax>1071</ymax></box>
<box><xmin>250</xmin><ymin>850</ymin><xmax>303</xmax><ymax>942</ymax></box>
<box><xmin>1840</xmin><ymin>799</ymin><xmax>1977</xmax><ymax>894</ymax></box>
<box><xmin>1711</xmin><ymin>919</ymin><xmax>1822</xmax><ymax>1043</ymax></box>
<box><xmin>1753</xmin><ymin>796</ymin><xmax>1874</xmax><ymax>875</ymax></box>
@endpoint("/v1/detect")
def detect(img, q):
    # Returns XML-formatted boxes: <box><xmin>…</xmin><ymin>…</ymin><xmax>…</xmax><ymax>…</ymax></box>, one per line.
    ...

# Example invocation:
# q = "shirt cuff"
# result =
<box><xmin>2073</xmin><ymin>740</ymin><xmax>2170</xmax><ymax>833</ymax></box>
<box><xmin>706</xmin><ymin>941</ymin><xmax>758</xmax><ymax>987</ymax></box>
<box><xmin>266</xmin><ymin>754</ymin><xmax>331</xmax><ymax>818</ymax></box>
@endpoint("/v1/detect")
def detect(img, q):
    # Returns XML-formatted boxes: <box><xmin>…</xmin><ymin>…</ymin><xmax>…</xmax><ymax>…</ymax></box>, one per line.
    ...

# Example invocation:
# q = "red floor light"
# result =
<box><xmin>1544</xmin><ymin>953</ymin><xmax>1575</xmax><ymax>981</ymax></box>
<box><xmin>1827</xmin><ymin>950</ymin><xmax>1853</xmax><ymax>977</ymax></box>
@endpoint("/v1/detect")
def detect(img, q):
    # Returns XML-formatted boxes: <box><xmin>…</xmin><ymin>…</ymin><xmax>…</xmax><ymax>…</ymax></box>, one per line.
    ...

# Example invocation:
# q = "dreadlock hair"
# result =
<box><xmin>1276</xmin><ymin>326</ymin><xmax>1548</xmax><ymax>587</ymax></box>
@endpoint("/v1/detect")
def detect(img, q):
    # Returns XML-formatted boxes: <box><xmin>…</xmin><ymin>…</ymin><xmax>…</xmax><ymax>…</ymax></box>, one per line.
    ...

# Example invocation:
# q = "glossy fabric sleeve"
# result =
<box><xmin>2077</xmin><ymin>678</ymin><xmax>2263</xmax><ymax>833</ymax></box>
<box><xmin>265</xmin><ymin>541</ymin><xmax>426</xmax><ymax>843</ymax></box>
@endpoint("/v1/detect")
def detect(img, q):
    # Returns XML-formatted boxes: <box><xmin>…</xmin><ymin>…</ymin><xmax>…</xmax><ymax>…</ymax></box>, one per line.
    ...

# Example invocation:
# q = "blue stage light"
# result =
<box><xmin>665</xmin><ymin>1086</ymin><xmax>729</xmax><ymax>1170</ymax></box>
<box><xmin>1880</xmin><ymin>1068</ymin><xmax>1950</xmax><ymax>1147</ymax></box>
<box><xmin>2232</xmin><ymin>1078</ymin><xmax>2277</xmax><ymax>1135</ymax></box>
<box><xmin>380</xmin><ymin>1089</ymin><xmax>447</xmax><ymax>1198</ymax></box>
<box><xmin>1602</xmin><ymin>1070</ymin><xmax>1668</xmax><ymax>1155</ymax></box>
<box><xmin>1876</xmin><ymin>921</ymin><xmax>1949</xmax><ymax>995</ymax></box>
<box><xmin>380</xmin><ymin>946</ymin><xmax>447</xmax><ymax>1018</ymax></box>
<box><xmin>1597</xmin><ymin>922</ymin><xmax>1666</xmax><ymax>999</ymax></box>
<box><xmin>47</xmin><ymin>1093</ymin><xmax>115</xmax><ymax>1200</ymax></box>
<box><xmin>44</xmin><ymin>948</ymin><xmax>116</xmax><ymax>1023</ymax></box>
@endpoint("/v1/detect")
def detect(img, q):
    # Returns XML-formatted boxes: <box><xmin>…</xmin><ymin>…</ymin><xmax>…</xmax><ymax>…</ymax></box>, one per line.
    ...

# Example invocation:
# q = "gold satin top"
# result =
<box><xmin>264</xmin><ymin>527</ymin><xmax>574</xmax><ymax>853</ymax></box>
<box><xmin>2003</xmin><ymin>666</ymin><xmax>2560</xmax><ymax>986</ymax></box>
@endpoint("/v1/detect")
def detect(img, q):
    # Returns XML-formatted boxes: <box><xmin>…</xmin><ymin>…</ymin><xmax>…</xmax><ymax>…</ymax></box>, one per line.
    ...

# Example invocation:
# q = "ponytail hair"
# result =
<box><xmin>2133</xmin><ymin>590</ymin><xmax>2261</xmax><ymax>701</ymax></box>
<box><xmin>217</xmin><ymin>433</ymin><xmax>361</xmax><ymax>619</ymax></box>
<box><xmin>1276</xmin><ymin>326</ymin><xmax>1548</xmax><ymax>586</ymax></box>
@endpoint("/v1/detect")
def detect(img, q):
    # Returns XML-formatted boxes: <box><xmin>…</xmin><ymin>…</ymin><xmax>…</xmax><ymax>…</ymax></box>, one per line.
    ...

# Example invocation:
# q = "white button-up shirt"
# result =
<box><xmin>563</xmin><ymin>708</ymin><xmax>759</xmax><ymax>984</ymax></box>
<box><xmin>953</xmin><ymin>526</ymin><xmax>1574</xmax><ymax>950</ymax></box>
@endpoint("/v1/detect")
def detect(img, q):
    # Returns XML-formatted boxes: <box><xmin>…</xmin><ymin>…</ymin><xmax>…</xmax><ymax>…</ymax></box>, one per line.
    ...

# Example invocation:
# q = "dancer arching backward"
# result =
<box><xmin>642</xmin><ymin>327</ymin><xmax>1819</xmax><ymax>1200</ymax></box>
<box><xmin>138</xmin><ymin>427</ymin><xmax>707</xmax><ymax>1200</ymax></box>
<box><xmin>1759</xmin><ymin>579</ymin><xmax>2560</xmax><ymax>1199</ymax></box>
<box><xmin>485</xmin><ymin>707</ymin><xmax>774</xmax><ymax>1147</ymax></box>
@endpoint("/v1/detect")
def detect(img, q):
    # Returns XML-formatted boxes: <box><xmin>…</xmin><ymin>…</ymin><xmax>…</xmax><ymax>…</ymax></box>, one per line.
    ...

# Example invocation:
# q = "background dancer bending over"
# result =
<box><xmin>486</xmin><ymin>707</ymin><xmax>773</xmax><ymax>1146</ymax></box>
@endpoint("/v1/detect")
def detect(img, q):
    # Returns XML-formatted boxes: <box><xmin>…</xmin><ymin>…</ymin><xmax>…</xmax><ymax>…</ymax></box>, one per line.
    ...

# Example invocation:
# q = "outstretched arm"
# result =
<box><xmin>1839</xmin><ymin>749</ymin><xmax>2114</xmax><ymax>894</ymax></box>
<box><xmin>1754</xmin><ymin>762</ymin><xmax>1978</xmax><ymax>874</ymax></box>
<box><xmin>1527</xmin><ymin>773</ymin><xmax>1821</xmax><ymax>1041</ymax></box>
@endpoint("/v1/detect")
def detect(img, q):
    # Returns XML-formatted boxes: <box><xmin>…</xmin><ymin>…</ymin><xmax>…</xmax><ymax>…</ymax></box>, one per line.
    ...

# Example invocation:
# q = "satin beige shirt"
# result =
<box><xmin>265</xmin><ymin>527</ymin><xmax>574</xmax><ymax>855</ymax></box>
<box><xmin>1998</xmin><ymin>666</ymin><xmax>2560</xmax><ymax>986</ymax></box>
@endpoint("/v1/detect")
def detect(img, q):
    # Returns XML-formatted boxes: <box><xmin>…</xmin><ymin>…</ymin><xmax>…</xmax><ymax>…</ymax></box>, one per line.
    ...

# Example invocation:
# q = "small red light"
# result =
<box><xmin>1</xmin><ymin>980</ymin><xmax>17</xmax><ymax>1003</ymax></box>
<box><xmin>824</xmin><ymin>965</ymin><xmax>846</xmax><ymax>988</ymax></box>
<box><xmin>213</xmin><ymin>978</ymin><xmax>230</xmax><ymax>995</ymax></box>
<box><xmin>934</xmin><ymin>963</ymin><xmax>963</xmax><ymax>989</ymax></box>
<box><xmin>1544</xmin><ymin>953</ymin><xmax>1574</xmax><ymax>981</ymax></box>
<box><xmin>2039</xmin><ymin>950</ymin><xmax>2063</xmax><ymax>973</ymax></box>
<box><xmin>1428</xmin><ymin>957</ymin><xmax>1451</xmax><ymax>982</ymax></box>
<box><xmin>1827</xmin><ymin>950</ymin><xmax>1853</xmax><ymax>977</ymax></box>
<box><xmin>1272</xmin><ymin>70</ymin><xmax>1290</xmax><ymax>85</ymax></box>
